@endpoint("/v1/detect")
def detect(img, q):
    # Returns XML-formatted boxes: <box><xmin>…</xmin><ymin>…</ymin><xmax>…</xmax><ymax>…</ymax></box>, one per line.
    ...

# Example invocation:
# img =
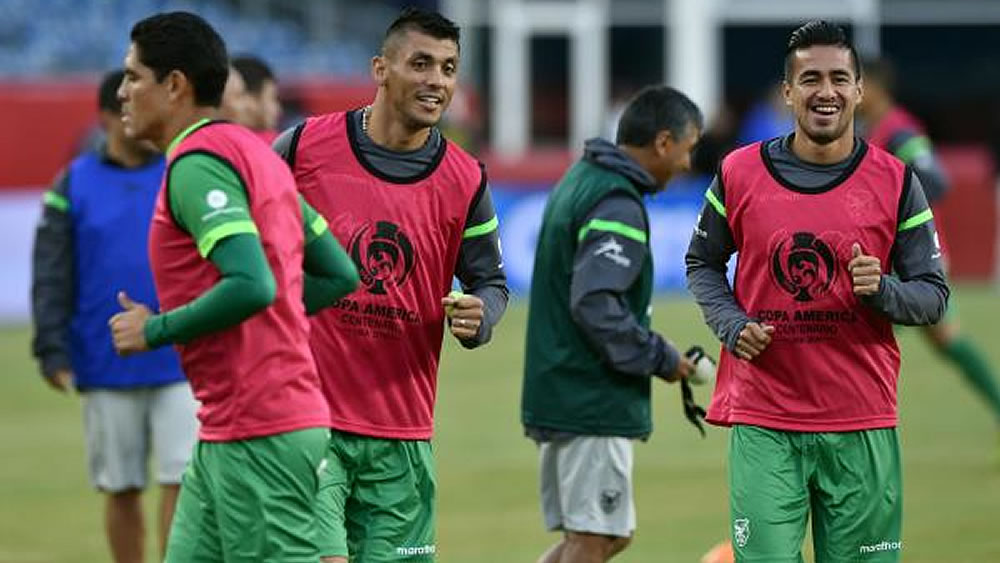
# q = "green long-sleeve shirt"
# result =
<box><xmin>144</xmin><ymin>152</ymin><xmax>358</xmax><ymax>348</ymax></box>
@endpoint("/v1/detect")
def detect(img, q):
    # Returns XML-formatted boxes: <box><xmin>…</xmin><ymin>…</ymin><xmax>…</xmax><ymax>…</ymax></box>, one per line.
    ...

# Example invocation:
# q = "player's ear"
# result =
<box><xmin>372</xmin><ymin>55</ymin><xmax>387</xmax><ymax>86</ymax></box>
<box><xmin>654</xmin><ymin>129</ymin><xmax>674</xmax><ymax>157</ymax></box>
<box><xmin>165</xmin><ymin>69</ymin><xmax>188</xmax><ymax>103</ymax></box>
<box><xmin>783</xmin><ymin>80</ymin><xmax>793</xmax><ymax>106</ymax></box>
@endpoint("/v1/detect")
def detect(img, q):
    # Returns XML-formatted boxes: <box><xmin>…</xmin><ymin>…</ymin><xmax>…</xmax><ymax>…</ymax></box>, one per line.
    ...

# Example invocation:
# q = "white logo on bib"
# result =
<box><xmin>206</xmin><ymin>189</ymin><xmax>228</xmax><ymax>209</ymax></box>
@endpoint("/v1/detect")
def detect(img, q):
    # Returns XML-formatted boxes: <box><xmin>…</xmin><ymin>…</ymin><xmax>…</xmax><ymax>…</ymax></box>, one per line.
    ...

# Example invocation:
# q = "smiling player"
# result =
<box><xmin>686</xmin><ymin>21</ymin><xmax>949</xmax><ymax>562</ymax></box>
<box><xmin>274</xmin><ymin>7</ymin><xmax>508</xmax><ymax>562</ymax></box>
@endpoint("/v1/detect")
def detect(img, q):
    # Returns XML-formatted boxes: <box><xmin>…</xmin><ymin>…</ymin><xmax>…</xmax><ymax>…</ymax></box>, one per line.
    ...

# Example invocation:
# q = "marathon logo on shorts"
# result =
<box><xmin>396</xmin><ymin>544</ymin><xmax>436</xmax><ymax>556</ymax></box>
<box><xmin>859</xmin><ymin>540</ymin><xmax>903</xmax><ymax>554</ymax></box>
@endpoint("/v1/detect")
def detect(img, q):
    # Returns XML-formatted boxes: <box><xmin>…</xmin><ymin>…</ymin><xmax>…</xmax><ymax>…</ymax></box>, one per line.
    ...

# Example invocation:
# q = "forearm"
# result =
<box><xmin>685</xmin><ymin>257</ymin><xmax>751</xmax><ymax>352</ymax></box>
<box><xmin>303</xmin><ymin>230</ymin><xmax>360</xmax><ymax>314</ymax></box>
<box><xmin>686</xmin><ymin>180</ymin><xmax>748</xmax><ymax>351</ymax></box>
<box><xmin>455</xmin><ymin>194</ymin><xmax>508</xmax><ymax>348</ymax></box>
<box><xmin>144</xmin><ymin>235</ymin><xmax>276</xmax><ymax>347</ymax></box>
<box><xmin>144</xmin><ymin>277</ymin><xmax>271</xmax><ymax>347</ymax></box>
<box><xmin>863</xmin><ymin>272</ymin><xmax>949</xmax><ymax>325</ymax></box>
<box><xmin>874</xmin><ymin>176</ymin><xmax>950</xmax><ymax>325</ymax></box>
<box><xmin>461</xmin><ymin>282</ymin><xmax>508</xmax><ymax>348</ymax></box>
<box><xmin>30</xmin><ymin>203</ymin><xmax>75</xmax><ymax>374</ymax></box>
<box><xmin>571</xmin><ymin>290</ymin><xmax>678</xmax><ymax>377</ymax></box>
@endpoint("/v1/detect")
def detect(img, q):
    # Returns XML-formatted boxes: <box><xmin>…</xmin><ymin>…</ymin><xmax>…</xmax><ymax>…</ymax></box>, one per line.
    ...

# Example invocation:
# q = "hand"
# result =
<box><xmin>44</xmin><ymin>369</ymin><xmax>73</xmax><ymax>393</ymax></box>
<box><xmin>735</xmin><ymin>322</ymin><xmax>774</xmax><ymax>360</ymax></box>
<box><xmin>442</xmin><ymin>291</ymin><xmax>484</xmax><ymax>341</ymax></box>
<box><xmin>662</xmin><ymin>355</ymin><xmax>695</xmax><ymax>383</ymax></box>
<box><xmin>848</xmin><ymin>242</ymin><xmax>882</xmax><ymax>296</ymax></box>
<box><xmin>109</xmin><ymin>291</ymin><xmax>153</xmax><ymax>356</ymax></box>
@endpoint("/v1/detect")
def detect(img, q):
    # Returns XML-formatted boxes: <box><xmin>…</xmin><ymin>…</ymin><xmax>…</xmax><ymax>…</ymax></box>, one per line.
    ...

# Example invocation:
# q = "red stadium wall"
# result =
<box><xmin>936</xmin><ymin>147</ymin><xmax>997</xmax><ymax>280</ymax></box>
<box><xmin>0</xmin><ymin>79</ymin><xmax>374</xmax><ymax>188</ymax></box>
<box><xmin>0</xmin><ymin>81</ymin><xmax>98</xmax><ymax>187</ymax></box>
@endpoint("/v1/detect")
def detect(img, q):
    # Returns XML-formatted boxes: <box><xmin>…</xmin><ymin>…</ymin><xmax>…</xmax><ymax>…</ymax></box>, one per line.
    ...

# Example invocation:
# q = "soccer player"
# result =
<box><xmin>686</xmin><ymin>21</ymin><xmax>949</xmax><ymax>562</ymax></box>
<box><xmin>859</xmin><ymin>57</ymin><xmax>1000</xmax><ymax>426</ymax></box>
<box><xmin>30</xmin><ymin>68</ymin><xmax>197</xmax><ymax>563</ymax></box>
<box><xmin>219</xmin><ymin>63</ymin><xmax>250</xmax><ymax>125</ymax></box>
<box><xmin>232</xmin><ymin>54</ymin><xmax>282</xmax><ymax>143</ymax></box>
<box><xmin>521</xmin><ymin>85</ymin><xmax>701</xmax><ymax>563</ymax></box>
<box><xmin>274</xmin><ymin>7</ymin><xmax>508</xmax><ymax>562</ymax></box>
<box><xmin>109</xmin><ymin>11</ymin><xmax>359</xmax><ymax>562</ymax></box>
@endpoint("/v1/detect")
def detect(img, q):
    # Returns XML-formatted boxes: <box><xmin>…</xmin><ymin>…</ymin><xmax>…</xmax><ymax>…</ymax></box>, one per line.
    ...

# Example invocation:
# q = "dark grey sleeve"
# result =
<box><xmin>272</xmin><ymin>123</ymin><xmax>303</xmax><ymax>167</ymax></box>
<box><xmin>31</xmin><ymin>171</ymin><xmax>75</xmax><ymax>377</ymax></box>
<box><xmin>570</xmin><ymin>193</ymin><xmax>680</xmax><ymax>378</ymax></box>
<box><xmin>887</xmin><ymin>130</ymin><xmax>950</xmax><ymax>206</ymax></box>
<box><xmin>454</xmin><ymin>170</ymin><xmax>509</xmax><ymax>349</ymax></box>
<box><xmin>685</xmin><ymin>176</ymin><xmax>752</xmax><ymax>351</ymax></box>
<box><xmin>862</xmin><ymin>170</ymin><xmax>950</xmax><ymax>324</ymax></box>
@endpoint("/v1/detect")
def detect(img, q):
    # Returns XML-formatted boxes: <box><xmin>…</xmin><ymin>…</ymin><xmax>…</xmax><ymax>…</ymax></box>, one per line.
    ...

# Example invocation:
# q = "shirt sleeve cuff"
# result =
<box><xmin>40</xmin><ymin>353</ymin><xmax>72</xmax><ymax>378</ymax></box>
<box><xmin>144</xmin><ymin>314</ymin><xmax>169</xmax><ymax>349</ymax></box>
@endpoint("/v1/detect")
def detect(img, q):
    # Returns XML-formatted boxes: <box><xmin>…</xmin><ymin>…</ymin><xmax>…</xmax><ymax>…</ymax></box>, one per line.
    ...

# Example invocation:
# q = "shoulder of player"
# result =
<box><xmin>58</xmin><ymin>149</ymin><xmax>128</xmax><ymax>200</ymax></box>
<box><xmin>720</xmin><ymin>141</ymin><xmax>764</xmax><ymax>172</ymax></box>
<box><xmin>438</xmin><ymin>134</ymin><xmax>485</xmax><ymax>184</ymax></box>
<box><xmin>300</xmin><ymin>110</ymin><xmax>350</xmax><ymax>136</ymax></box>
<box><xmin>63</xmin><ymin>149</ymin><xmax>103</xmax><ymax>178</ymax></box>
<box><xmin>288</xmin><ymin>111</ymin><xmax>352</xmax><ymax>165</ymax></box>
<box><xmin>589</xmin><ymin>191</ymin><xmax>647</xmax><ymax>223</ymax></box>
<box><xmin>166</xmin><ymin>152</ymin><xmax>244</xmax><ymax>199</ymax></box>
<box><xmin>576</xmin><ymin>192</ymin><xmax>649</xmax><ymax>244</ymax></box>
<box><xmin>864</xmin><ymin>140</ymin><xmax>910</xmax><ymax>173</ymax></box>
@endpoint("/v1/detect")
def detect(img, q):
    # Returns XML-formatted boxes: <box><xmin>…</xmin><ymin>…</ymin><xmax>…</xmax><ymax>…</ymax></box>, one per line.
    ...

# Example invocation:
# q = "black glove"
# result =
<box><xmin>681</xmin><ymin>346</ymin><xmax>710</xmax><ymax>437</ymax></box>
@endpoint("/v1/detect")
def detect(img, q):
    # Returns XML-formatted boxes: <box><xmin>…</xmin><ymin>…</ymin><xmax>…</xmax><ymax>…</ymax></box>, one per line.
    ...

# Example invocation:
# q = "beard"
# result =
<box><xmin>393</xmin><ymin>94</ymin><xmax>449</xmax><ymax>132</ymax></box>
<box><xmin>404</xmin><ymin>112</ymin><xmax>439</xmax><ymax>131</ymax></box>
<box><xmin>798</xmin><ymin>114</ymin><xmax>852</xmax><ymax>146</ymax></box>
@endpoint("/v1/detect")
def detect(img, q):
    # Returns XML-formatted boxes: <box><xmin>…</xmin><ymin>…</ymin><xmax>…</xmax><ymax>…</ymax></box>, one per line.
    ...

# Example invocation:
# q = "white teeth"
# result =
<box><xmin>813</xmin><ymin>105</ymin><xmax>838</xmax><ymax>114</ymax></box>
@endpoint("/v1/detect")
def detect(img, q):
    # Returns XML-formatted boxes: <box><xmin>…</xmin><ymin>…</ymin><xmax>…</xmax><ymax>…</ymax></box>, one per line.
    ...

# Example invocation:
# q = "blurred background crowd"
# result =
<box><xmin>3</xmin><ymin>0</ymin><xmax>1000</xmax><ymax>321</ymax></box>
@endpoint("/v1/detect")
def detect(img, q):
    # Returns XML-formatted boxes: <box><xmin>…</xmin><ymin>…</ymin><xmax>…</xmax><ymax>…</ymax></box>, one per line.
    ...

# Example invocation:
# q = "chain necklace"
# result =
<box><xmin>361</xmin><ymin>105</ymin><xmax>372</xmax><ymax>134</ymax></box>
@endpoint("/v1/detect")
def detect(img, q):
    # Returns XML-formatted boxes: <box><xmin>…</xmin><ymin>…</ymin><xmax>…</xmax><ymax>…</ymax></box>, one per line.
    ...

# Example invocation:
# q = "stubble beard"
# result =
<box><xmin>800</xmin><ymin>116</ymin><xmax>851</xmax><ymax>146</ymax></box>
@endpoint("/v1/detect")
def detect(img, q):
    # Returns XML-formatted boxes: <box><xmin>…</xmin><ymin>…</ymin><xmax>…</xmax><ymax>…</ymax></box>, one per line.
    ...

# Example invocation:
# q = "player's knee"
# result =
<box><xmin>565</xmin><ymin>531</ymin><xmax>628</xmax><ymax>558</ymax></box>
<box><xmin>107</xmin><ymin>487</ymin><xmax>142</xmax><ymax>500</ymax></box>
<box><xmin>320</xmin><ymin>557</ymin><xmax>348</xmax><ymax>563</ymax></box>
<box><xmin>924</xmin><ymin>321</ymin><xmax>958</xmax><ymax>350</ymax></box>
<box><xmin>607</xmin><ymin>534</ymin><xmax>632</xmax><ymax>557</ymax></box>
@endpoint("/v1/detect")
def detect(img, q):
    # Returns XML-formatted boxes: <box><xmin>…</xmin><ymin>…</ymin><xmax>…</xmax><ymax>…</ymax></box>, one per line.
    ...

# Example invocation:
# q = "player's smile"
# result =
<box><xmin>120</xmin><ymin>106</ymin><xmax>133</xmax><ymax>128</ymax></box>
<box><xmin>415</xmin><ymin>92</ymin><xmax>443</xmax><ymax>113</ymax></box>
<box><xmin>808</xmin><ymin>97</ymin><xmax>842</xmax><ymax>128</ymax></box>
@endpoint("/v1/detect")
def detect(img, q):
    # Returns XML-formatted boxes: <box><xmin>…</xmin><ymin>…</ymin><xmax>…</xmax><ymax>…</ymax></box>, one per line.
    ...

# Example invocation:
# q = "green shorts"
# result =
<box><xmin>164</xmin><ymin>427</ymin><xmax>330</xmax><ymax>563</ymax></box>
<box><xmin>318</xmin><ymin>430</ymin><xmax>436</xmax><ymax>562</ymax></box>
<box><xmin>729</xmin><ymin>425</ymin><xmax>903</xmax><ymax>562</ymax></box>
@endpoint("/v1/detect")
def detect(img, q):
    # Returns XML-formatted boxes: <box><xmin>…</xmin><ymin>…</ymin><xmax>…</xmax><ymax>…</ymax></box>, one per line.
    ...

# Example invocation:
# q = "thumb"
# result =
<box><xmin>851</xmin><ymin>243</ymin><xmax>862</xmax><ymax>258</ymax></box>
<box><xmin>117</xmin><ymin>291</ymin><xmax>137</xmax><ymax>310</ymax></box>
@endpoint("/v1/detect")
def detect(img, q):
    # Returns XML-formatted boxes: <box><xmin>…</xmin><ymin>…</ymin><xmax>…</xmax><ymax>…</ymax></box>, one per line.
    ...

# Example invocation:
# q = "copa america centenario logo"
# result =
<box><xmin>349</xmin><ymin>220</ymin><xmax>416</xmax><ymax>295</ymax></box>
<box><xmin>770</xmin><ymin>232</ymin><xmax>836</xmax><ymax>302</ymax></box>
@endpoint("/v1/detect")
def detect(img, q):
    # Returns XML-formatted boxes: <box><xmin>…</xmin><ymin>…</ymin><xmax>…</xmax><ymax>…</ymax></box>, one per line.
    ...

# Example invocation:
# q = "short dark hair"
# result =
<box><xmin>130</xmin><ymin>11</ymin><xmax>229</xmax><ymax>107</ymax></box>
<box><xmin>861</xmin><ymin>57</ymin><xmax>895</xmax><ymax>94</ymax></box>
<box><xmin>231</xmin><ymin>55</ymin><xmax>276</xmax><ymax>95</ymax></box>
<box><xmin>382</xmin><ymin>7</ymin><xmax>460</xmax><ymax>53</ymax></box>
<box><xmin>98</xmin><ymin>69</ymin><xmax>125</xmax><ymax>113</ymax></box>
<box><xmin>784</xmin><ymin>20</ymin><xmax>860</xmax><ymax>80</ymax></box>
<box><xmin>616</xmin><ymin>86</ymin><xmax>703</xmax><ymax>147</ymax></box>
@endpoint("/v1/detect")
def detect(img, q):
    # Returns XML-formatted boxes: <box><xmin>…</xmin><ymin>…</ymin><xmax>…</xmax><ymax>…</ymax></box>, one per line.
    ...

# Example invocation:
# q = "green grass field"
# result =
<box><xmin>2</xmin><ymin>286</ymin><xmax>999</xmax><ymax>562</ymax></box>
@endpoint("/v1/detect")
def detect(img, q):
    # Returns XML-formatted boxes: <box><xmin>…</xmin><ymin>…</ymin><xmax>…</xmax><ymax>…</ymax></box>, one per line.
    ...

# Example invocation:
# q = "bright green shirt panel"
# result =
<box><xmin>168</xmin><ymin>153</ymin><xmax>258</xmax><ymax>258</ymax></box>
